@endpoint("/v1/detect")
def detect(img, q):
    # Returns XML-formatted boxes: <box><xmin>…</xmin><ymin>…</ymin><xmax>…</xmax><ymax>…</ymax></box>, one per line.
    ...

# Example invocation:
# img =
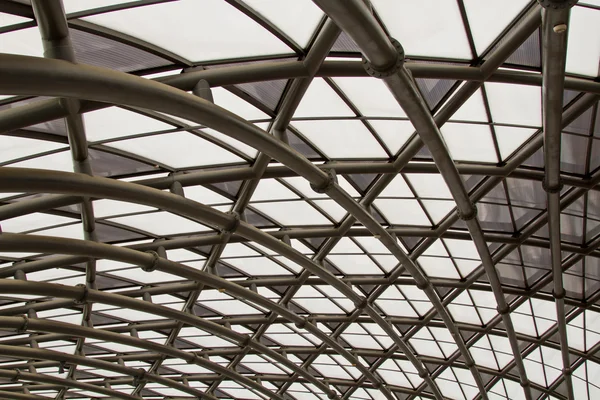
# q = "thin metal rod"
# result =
<box><xmin>540</xmin><ymin>4</ymin><xmax>574</xmax><ymax>400</ymax></box>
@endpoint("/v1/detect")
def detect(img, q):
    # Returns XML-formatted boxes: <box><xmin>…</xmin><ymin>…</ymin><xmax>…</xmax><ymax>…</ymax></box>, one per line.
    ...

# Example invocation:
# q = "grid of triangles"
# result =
<box><xmin>0</xmin><ymin>1</ymin><xmax>599</xmax><ymax>400</ymax></box>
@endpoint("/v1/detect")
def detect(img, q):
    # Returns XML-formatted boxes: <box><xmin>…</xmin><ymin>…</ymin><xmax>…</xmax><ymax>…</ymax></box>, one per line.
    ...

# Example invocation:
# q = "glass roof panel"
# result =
<box><xmin>82</xmin><ymin>0</ymin><xmax>292</xmax><ymax>61</ymax></box>
<box><xmin>84</xmin><ymin>107</ymin><xmax>175</xmax><ymax>142</ymax></box>
<box><xmin>566</xmin><ymin>6</ymin><xmax>600</xmax><ymax>77</ymax></box>
<box><xmin>462</xmin><ymin>0</ymin><xmax>529</xmax><ymax>55</ymax></box>
<box><xmin>293</xmin><ymin>120</ymin><xmax>388</xmax><ymax>159</ymax></box>
<box><xmin>333</xmin><ymin>77</ymin><xmax>407</xmax><ymax>117</ymax></box>
<box><xmin>372</xmin><ymin>0</ymin><xmax>472</xmax><ymax>59</ymax></box>
<box><xmin>242</xmin><ymin>0</ymin><xmax>323</xmax><ymax>47</ymax></box>
<box><xmin>3</xmin><ymin>1</ymin><xmax>599</xmax><ymax>399</ymax></box>
<box><xmin>106</xmin><ymin>131</ymin><xmax>246</xmax><ymax>168</ymax></box>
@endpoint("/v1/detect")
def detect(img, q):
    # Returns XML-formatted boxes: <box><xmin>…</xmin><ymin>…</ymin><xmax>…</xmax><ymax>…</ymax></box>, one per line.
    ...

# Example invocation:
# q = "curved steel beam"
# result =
<box><xmin>0</xmin><ymin>52</ymin><xmax>450</xmax><ymax>396</ymax></box>
<box><xmin>0</xmin><ymin>316</ymin><xmax>283</xmax><ymax>400</ymax></box>
<box><xmin>0</xmin><ymin>368</ymin><xmax>139</xmax><ymax>400</ymax></box>
<box><xmin>540</xmin><ymin>3</ymin><xmax>575</xmax><ymax>400</ymax></box>
<box><xmin>0</xmin><ymin>275</ymin><xmax>340</xmax><ymax>398</ymax></box>
<box><xmin>0</xmin><ymin>343</ymin><xmax>209</xmax><ymax>399</ymax></box>
<box><xmin>310</xmin><ymin>1</ymin><xmax>547</xmax><ymax>398</ymax></box>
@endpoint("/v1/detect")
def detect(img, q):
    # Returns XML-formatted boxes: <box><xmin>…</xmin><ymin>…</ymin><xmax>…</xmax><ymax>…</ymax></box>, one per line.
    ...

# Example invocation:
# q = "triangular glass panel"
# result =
<box><xmin>95</xmin><ymin>222</ymin><xmax>146</xmax><ymax>243</ymax></box>
<box><xmin>70</xmin><ymin>28</ymin><xmax>170</xmax><ymax>73</ymax></box>
<box><xmin>502</xmin><ymin>28</ymin><xmax>541</xmax><ymax>68</ymax></box>
<box><xmin>286</xmin><ymin>128</ymin><xmax>322</xmax><ymax>159</ymax></box>
<box><xmin>561</xmin><ymin>133</ymin><xmax>588</xmax><ymax>175</ymax></box>
<box><xmin>345</xmin><ymin>173</ymin><xmax>379</xmax><ymax>192</ymax></box>
<box><xmin>209</xmin><ymin>180</ymin><xmax>242</xmax><ymax>197</ymax></box>
<box><xmin>416</xmin><ymin>78</ymin><xmax>458</xmax><ymax>110</ymax></box>
<box><xmin>235</xmin><ymin>79</ymin><xmax>288</xmax><ymax>111</ymax></box>
<box><xmin>331</xmin><ymin>31</ymin><xmax>361</xmax><ymax>52</ymax></box>
<box><xmin>89</xmin><ymin>148</ymin><xmax>158</xmax><ymax>177</ymax></box>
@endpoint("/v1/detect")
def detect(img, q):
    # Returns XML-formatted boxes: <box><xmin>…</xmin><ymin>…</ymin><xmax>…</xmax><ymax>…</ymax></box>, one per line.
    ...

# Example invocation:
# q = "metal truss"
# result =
<box><xmin>0</xmin><ymin>1</ymin><xmax>599</xmax><ymax>399</ymax></box>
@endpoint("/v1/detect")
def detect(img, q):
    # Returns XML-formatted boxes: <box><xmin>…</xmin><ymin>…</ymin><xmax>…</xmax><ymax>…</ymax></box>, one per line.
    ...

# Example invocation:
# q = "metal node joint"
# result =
<box><xmin>74</xmin><ymin>284</ymin><xmax>89</xmax><ymax>305</ymax></box>
<box><xmin>310</xmin><ymin>169</ymin><xmax>337</xmax><ymax>194</ymax></box>
<box><xmin>221</xmin><ymin>211</ymin><xmax>241</xmax><ymax>235</ymax></box>
<box><xmin>457</xmin><ymin>203</ymin><xmax>478</xmax><ymax>221</ymax></box>
<box><xmin>553</xmin><ymin>289</ymin><xmax>566</xmax><ymax>300</ymax></box>
<box><xmin>537</xmin><ymin>0</ymin><xmax>578</xmax><ymax>9</ymax></box>
<box><xmin>497</xmin><ymin>304</ymin><xmax>510</xmax><ymax>315</ymax></box>
<box><xmin>362</xmin><ymin>37</ymin><xmax>405</xmax><ymax>78</ymax></box>
<box><xmin>143</xmin><ymin>250</ymin><xmax>161</xmax><ymax>272</ymax></box>
<box><xmin>542</xmin><ymin>179</ymin><xmax>564</xmax><ymax>194</ymax></box>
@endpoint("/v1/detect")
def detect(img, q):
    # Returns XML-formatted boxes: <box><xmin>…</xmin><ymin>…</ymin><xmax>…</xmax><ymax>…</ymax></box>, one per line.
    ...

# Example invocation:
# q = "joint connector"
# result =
<box><xmin>553</xmin><ymin>289</ymin><xmax>566</xmax><ymax>300</ymax></box>
<box><xmin>221</xmin><ymin>211</ymin><xmax>241</xmax><ymax>235</ymax></box>
<box><xmin>362</xmin><ymin>38</ymin><xmax>405</xmax><ymax>78</ymax></box>
<box><xmin>74</xmin><ymin>284</ymin><xmax>89</xmax><ymax>305</ymax></box>
<box><xmin>143</xmin><ymin>250</ymin><xmax>161</xmax><ymax>272</ymax></box>
<box><xmin>457</xmin><ymin>203</ymin><xmax>478</xmax><ymax>221</ymax></box>
<box><xmin>310</xmin><ymin>169</ymin><xmax>337</xmax><ymax>194</ymax></box>
<box><xmin>295</xmin><ymin>318</ymin><xmax>308</xmax><ymax>329</ymax></box>
<box><xmin>543</xmin><ymin>179</ymin><xmax>564</xmax><ymax>194</ymax></box>
<box><xmin>497</xmin><ymin>304</ymin><xmax>510</xmax><ymax>315</ymax></box>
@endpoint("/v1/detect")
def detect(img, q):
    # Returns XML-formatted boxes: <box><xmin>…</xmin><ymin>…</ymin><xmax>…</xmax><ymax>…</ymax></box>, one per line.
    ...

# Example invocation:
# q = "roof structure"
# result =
<box><xmin>0</xmin><ymin>0</ymin><xmax>599</xmax><ymax>399</ymax></box>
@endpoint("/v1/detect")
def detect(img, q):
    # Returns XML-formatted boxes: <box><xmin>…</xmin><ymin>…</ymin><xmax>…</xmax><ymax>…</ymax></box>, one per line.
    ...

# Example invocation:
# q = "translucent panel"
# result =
<box><xmin>0</xmin><ymin>136</ymin><xmax>65</xmax><ymax>164</ymax></box>
<box><xmin>183</xmin><ymin>185</ymin><xmax>232</xmax><ymax>205</ymax></box>
<box><xmin>93</xmin><ymin>199</ymin><xmax>154</xmax><ymax>218</ymax></box>
<box><xmin>107</xmin><ymin>211</ymin><xmax>211</xmax><ymax>235</ymax></box>
<box><xmin>441</xmin><ymin>123</ymin><xmax>498</xmax><ymax>163</ymax></box>
<box><xmin>312</xmin><ymin>199</ymin><xmax>348</xmax><ymax>222</ymax></box>
<box><xmin>566</xmin><ymin>6</ymin><xmax>600</xmax><ymax>77</ymax></box>
<box><xmin>0</xmin><ymin>27</ymin><xmax>44</xmax><ymax>57</ymax></box>
<box><xmin>293</xmin><ymin>78</ymin><xmax>354</xmax><ymax>117</ymax></box>
<box><xmin>251</xmin><ymin>201</ymin><xmax>330</xmax><ymax>225</ymax></box>
<box><xmin>226</xmin><ymin>256</ymin><xmax>293</xmax><ymax>276</ymax></box>
<box><xmin>62</xmin><ymin>0</ymin><xmax>133</xmax><ymax>13</ymax></box>
<box><xmin>333</xmin><ymin>77</ymin><xmax>406</xmax><ymax>117</ymax></box>
<box><xmin>495</xmin><ymin>126</ymin><xmax>537</xmax><ymax>160</ymax></box>
<box><xmin>251</xmin><ymin>178</ymin><xmax>299</xmax><ymax>201</ymax></box>
<box><xmin>84</xmin><ymin>107</ymin><xmax>174</xmax><ymax>141</ymax></box>
<box><xmin>242</xmin><ymin>0</ymin><xmax>323</xmax><ymax>47</ymax></box>
<box><xmin>107</xmin><ymin>132</ymin><xmax>244</xmax><ymax>168</ymax></box>
<box><xmin>327</xmin><ymin>254</ymin><xmax>383</xmax><ymax>275</ymax></box>
<box><xmin>293</xmin><ymin>120</ymin><xmax>387</xmax><ymax>159</ymax></box>
<box><xmin>419</xmin><ymin>256</ymin><xmax>460</xmax><ymax>279</ymax></box>
<box><xmin>374</xmin><ymin>199</ymin><xmax>430</xmax><ymax>225</ymax></box>
<box><xmin>368</xmin><ymin>119</ymin><xmax>415</xmax><ymax>154</ymax></box>
<box><xmin>0</xmin><ymin>12</ymin><xmax>31</xmax><ymax>27</ymax></box>
<box><xmin>203</xmin><ymin>127</ymin><xmax>260</xmax><ymax>158</ymax></box>
<box><xmin>463</xmin><ymin>0</ymin><xmax>529</xmax><ymax>54</ymax></box>
<box><xmin>212</xmin><ymin>87</ymin><xmax>269</xmax><ymax>120</ymax></box>
<box><xmin>372</xmin><ymin>0</ymin><xmax>471</xmax><ymax>59</ymax></box>
<box><xmin>405</xmin><ymin>173</ymin><xmax>453</xmax><ymax>199</ymax></box>
<box><xmin>83</xmin><ymin>0</ymin><xmax>292</xmax><ymax>61</ymax></box>
<box><xmin>449</xmin><ymin>88</ymin><xmax>489</xmax><ymax>122</ymax></box>
<box><xmin>485</xmin><ymin>83</ymin><xmax>542</xmax><ymax>126</ymax></box>
<box><xmin>421</xmin><ymin>200</ymin><xmax>456</xmax><ymax>224</ymax></box>
<box><xmin>10</xmin><ymin>150</ymin><xmax>74</xmax><ymax>172</ymax></box>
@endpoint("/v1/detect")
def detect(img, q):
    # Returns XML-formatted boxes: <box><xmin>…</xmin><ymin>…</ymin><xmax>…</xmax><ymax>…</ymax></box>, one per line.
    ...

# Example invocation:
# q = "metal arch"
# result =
<box><xmin>0</xmin><ymin>7</ymin><xmax>596</xmax><ymax>400</ymax></box>
<box><xmin>0</xmin><ymin>316</ymin><xmax>283</xmax><ymax>400</ymax></box>
<box><xmin>0</xmin><ymin>391</ymin><xmax>52</xmax><ymax>400</ymax></box>
<box><xmin>0</xmin><ymin>93</ymin><xmax>592</xmax><ymax>400</ymax></box>
<box><xmin>0</xmin><ymin>163</ymin><xmax>434</xmax><ymax>398</ymax></box>
<box><xmin>30</xmin><ymin>4</ymin><xmax>100</xmax><ymax>398</ymax></box>
<box><xmin>135</xmin><ymin>19</ymin><xmax>384</xmax><ymax>400</ymax></box>
<box><xmin>309</xmin><ymin>2</ymin><xmax>544</xmax><ymax>399</ymax></box>
<box><xmin>0</xmin><ymin>368</ymin><xmax>140</xmax><ymax>400</ymax></box>
<box><xmin>0</xmin><ymin>274</ymin><xmax>338</xmax><ymax>398</ymax></box>
<box><xmin>0</xmin><ymin>343</ymin><xmax>210</xmax><ymax>399</ymax></box>
<box><xmin>540</xmin><ymin>4</ymin><xmax>575</xmax><ymax>400</ymax></box>
<box><xmin>0</xmin><ymin>8</ymin><xmax>564</xmax><ymax>394</ymax></box>
<box><xmin>0</xmin><ymin>56</ymin><xmax>450</xmax><ymax>398</ymax></box>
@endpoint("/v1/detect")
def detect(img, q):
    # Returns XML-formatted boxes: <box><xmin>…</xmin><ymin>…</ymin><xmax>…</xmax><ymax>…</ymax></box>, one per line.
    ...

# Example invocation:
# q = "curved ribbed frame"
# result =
<box><xmin>0</xmin><ymin>1</ymin><xmax>598</xmax><ymax>399</ymax></box>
